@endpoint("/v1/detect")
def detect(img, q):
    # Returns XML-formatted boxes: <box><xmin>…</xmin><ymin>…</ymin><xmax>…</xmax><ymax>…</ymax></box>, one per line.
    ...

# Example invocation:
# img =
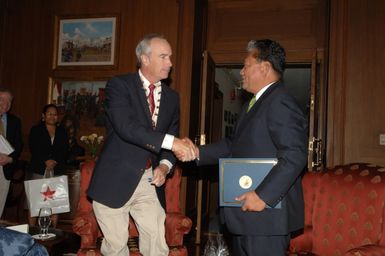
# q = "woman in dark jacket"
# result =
<box><xmin>27</xmin><ymin>104</ymin><xmax>69</xmax><ymax>227</ymax></box>
<box><xmin>28</xmin><ymin>104</ymin><xmax>69</xmax><ymax>177</ymax></box>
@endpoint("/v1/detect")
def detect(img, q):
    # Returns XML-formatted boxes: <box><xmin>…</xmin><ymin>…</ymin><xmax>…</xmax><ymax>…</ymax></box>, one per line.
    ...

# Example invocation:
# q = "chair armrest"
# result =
<box><xmin>73</xmin><ymin>213</ymin><xmax>100</xmax><ymax>249</ymax></box>
<box><xmin>73</xmin><ymin>213</ymin><xmax>99</xmax><ymax>234</ymax></box>
<box><xmin>288</xmin><ymin>226</ymin><xmax>313</xmax><ymax>253</ymax></box>
<box><xmin>129</xmin><ymin>217</ymin><xmax>139</xmax><ymax>237</ymax></box>
<box><xmin>345</xmin><ymin>244</ymin><xmax>385</xmax><ymax>256</ymax></box>
<box><xmin>287</xmin><ymin>253</ymin><xmax>315</xmax><ymax>256</ymax></box>
<box><xmin>165</xmin><ymin>212</ymin><xmax>192</xmax><ymax>247</ymax></box>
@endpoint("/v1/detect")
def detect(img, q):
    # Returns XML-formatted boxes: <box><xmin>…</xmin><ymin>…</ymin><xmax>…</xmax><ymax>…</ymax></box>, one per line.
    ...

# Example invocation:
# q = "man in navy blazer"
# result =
<box><xmin>0</xmin><ymin>87</ymin><xmax>23</xmax><ymax>218</ymax></box>
<box><xmin>183</xmin><ymin>39</ymin><xmax>308</xmax><ymax>255</ymax></box>
<box><xmin>87</xmin><ymin>34</ymin><xmax>194</xmax><ymax>256</ymax></box>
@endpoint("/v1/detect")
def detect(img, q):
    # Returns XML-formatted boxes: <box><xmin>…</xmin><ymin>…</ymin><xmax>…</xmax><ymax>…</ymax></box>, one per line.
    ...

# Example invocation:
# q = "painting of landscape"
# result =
<box><xmin>57</xmin><ymin>17</ymin><xmax>116</xmax><ymax>66</ymax></box>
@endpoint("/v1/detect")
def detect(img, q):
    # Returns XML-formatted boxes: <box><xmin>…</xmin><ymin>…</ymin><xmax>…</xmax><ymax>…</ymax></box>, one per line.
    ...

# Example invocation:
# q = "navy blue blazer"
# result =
<box><xmin>3</xmin><ymin>113</ymin><xmax>23</xmax><ymax>180</ymax></box>
<box><xmin>199</xmin><ymin>81</ymin><xmax>308</xmax><ymax>236</ymax></box>
<box><xmin>87</xmin><ymin>73</ymin><xmax>180</xmax><ymax>209</ymax></box>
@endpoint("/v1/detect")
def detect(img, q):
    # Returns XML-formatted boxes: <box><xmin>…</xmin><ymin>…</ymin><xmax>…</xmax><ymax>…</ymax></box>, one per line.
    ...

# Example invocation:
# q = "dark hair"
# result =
<box><xmin>246</xmin><ymin>39</ymin><xmax>286</xmax><ymax>77</ymax></box>
<box><xmin>42</xmin><ymin>104</ymin><xmax>58</xmax><ymax>114</ymax></box>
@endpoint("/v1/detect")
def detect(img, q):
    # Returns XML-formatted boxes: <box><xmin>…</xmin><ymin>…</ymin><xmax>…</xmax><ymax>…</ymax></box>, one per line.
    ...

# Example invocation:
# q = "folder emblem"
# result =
<box><xmin>239</xmin><ymin>175</ymin><xmax>252</xmax><ymax>189</ymax></box>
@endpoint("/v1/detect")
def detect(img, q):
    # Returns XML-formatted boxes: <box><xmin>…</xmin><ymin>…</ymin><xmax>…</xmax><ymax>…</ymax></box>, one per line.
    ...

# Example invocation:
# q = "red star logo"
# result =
<box><xmin>41</xmin><ymin>186</ymin><xmax>56</xmax><ymax>201</ymax></box>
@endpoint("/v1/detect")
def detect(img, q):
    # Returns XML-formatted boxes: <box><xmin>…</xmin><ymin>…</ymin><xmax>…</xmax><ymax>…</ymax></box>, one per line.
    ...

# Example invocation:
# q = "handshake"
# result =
<box><xmin>171</xmin><ymin>137</ymin><xmax>198</xmax><ymax>162</ymax></box>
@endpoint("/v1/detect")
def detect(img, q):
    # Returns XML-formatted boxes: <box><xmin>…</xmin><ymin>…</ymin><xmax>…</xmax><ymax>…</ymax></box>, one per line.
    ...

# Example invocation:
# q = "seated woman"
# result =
<box><xmin>27</xmin><ymin>104</ymin><xmax>69</xmax><ymax>227</ymax></box>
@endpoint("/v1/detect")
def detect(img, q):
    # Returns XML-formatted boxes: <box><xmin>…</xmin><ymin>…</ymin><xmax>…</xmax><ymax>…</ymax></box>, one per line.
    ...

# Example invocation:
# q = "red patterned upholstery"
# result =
<box><xmin>289</xmin><ymin>163</ymin><xmax>385</xmax><ymax>256</ymax></box>
<box><xmin>73</xmin><ymin>160</ymin><xmax>192</xmax><ymax>256</ymax></box>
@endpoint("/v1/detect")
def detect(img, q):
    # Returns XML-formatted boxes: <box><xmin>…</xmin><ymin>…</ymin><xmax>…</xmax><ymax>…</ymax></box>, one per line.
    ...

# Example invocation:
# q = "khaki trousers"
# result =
<box><xmin>0</xmin><ymin>167</ymin><xmax>10</xmax><ymax>218</ymax></box>
<box><xmin>93</xmin><ymin>168</ymin><xmax>169</xmax><ymax>256</ymax></box>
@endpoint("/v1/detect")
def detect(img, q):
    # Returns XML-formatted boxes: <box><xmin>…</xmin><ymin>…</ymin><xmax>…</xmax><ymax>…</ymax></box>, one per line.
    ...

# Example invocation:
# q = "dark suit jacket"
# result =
<box><xmin>87</xmin><ymin>73</ymin><xmax>179</xmax><ymax>209</ymax></box>
<box><xmin>28</xmin><ymin>122</ymin><xmax>69</xmax><ymax>176</ymax></box>
<box><xmin>199</xmin><ymin>81</ymin><xmax>308</xmax><ymax>236</ymax></box>
<box><xmin>3</xmin><ymin>113</ymin><xmax>23</xmax><ymax>180</ymax></box>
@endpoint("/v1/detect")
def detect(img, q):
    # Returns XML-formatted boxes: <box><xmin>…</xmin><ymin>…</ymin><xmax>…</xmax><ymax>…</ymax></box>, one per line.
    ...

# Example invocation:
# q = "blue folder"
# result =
<box><xmin>219</xmin><ymin>158</ymin><xmax>281</xmax><ymax>208</ymax></box>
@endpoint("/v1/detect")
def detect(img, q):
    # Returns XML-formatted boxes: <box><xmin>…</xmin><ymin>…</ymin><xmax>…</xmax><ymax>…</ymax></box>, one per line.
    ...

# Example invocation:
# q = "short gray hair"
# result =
<box><xmin>135</xmin><ymin>33</ymin><xmax>166</xmax><ymax>68</ymax></box>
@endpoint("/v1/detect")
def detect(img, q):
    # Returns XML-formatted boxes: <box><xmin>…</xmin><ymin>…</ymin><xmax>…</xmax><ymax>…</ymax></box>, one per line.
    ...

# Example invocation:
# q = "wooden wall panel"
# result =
<box><xmin>326</xmin><ymin>0</ymin><xmax>348</xmax><ymax>166</ymax></box>
<box><xmin>328</xmin><ymin>0</ymin><xmax>385</xmax><ymax>166</ymax></box>
<box><xmin>207</xmin><ymin>0</ymin><xmax>328</xmax><ymax>64</ymax></box>
<box><xmin>0</xmin><ymin>0</ymin><xmax>52</xmax><ymax>158</ymax></box>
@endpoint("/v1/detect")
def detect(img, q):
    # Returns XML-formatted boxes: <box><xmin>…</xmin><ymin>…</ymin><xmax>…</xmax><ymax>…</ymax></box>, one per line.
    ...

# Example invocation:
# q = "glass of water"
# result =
<box><xmin>38</xmin><ymin>207</ymin><xmax>52</xmax><ymax>238</ymax></box>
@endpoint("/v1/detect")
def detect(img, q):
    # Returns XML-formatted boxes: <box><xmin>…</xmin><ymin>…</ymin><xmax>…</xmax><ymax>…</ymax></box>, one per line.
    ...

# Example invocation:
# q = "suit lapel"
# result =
<box><xmin>248</xmin><ymin>82</ymin><xmax>281</xmax><ymax>115</ymax></box>
<box><xmin>5</xmin><ymin>115</ymin><xmax>11</xmax><ymax>140</ymax></box>
<box><xmin>133</xmin><ymin>73</ymin><xmax>153</xmax><ymax>127</ymax></box>
<box><xmin>233</xmin><ymin>104</ymin><xmax>248</xmax><ymax>136</ymax></box>
<box><xmin>235</xmin><ymin>82</ymin><xmax>282</xmax><ymax>135</ymax></box>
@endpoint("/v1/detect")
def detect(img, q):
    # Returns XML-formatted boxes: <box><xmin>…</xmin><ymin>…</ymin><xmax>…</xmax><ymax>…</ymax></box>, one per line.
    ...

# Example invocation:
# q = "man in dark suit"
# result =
<box><xmin>0</xmin><ymin>87</ymin><xmax>23</xmax><ymax>218</ymax></box>
<box><xmin>182</xmin><ymin>39</ymin><xmax>308</xmax><ymax>255</ymax></box>
<box><xmin>87</xmin><ymin>34</ymin><xmax>194</xmax><ymax>256</ymax></box>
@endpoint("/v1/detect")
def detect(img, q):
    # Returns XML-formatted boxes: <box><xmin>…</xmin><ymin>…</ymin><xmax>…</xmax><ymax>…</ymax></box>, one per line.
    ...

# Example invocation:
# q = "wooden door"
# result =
<box><xmin>194</xmin><ymin>50</ymin><xmax>217</xmax><ymax>244</ymax></box>
<box><xmin>307</xmin><ymin>50</ymin><xmax>326</xmax><ymax>170</ymax></box>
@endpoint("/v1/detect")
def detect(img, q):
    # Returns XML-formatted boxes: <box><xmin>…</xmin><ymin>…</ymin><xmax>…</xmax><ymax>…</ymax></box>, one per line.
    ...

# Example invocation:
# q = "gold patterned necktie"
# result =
<box><xmin>147</xmin><ymin>84</ymin><xmax>156</xmax><ymax>128</ymax></box>
<box><xmin>247</xmin><ymin>96</ymin><xmax>257</xmax><ymax>112</ymax></box>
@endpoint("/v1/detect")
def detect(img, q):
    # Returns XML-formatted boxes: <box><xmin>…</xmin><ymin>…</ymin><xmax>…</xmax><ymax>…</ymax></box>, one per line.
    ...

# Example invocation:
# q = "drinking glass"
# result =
<box><xmin>38</xmin><ymin>207</ymin><xmax>52</xmax><ymax>238</ymax></box>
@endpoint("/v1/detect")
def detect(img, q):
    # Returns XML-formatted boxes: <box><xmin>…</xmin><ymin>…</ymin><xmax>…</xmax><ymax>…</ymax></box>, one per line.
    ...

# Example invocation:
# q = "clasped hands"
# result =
<box><xmin>150</xmin><ymin>138</ymin><xmax>196</xmax><ymax>187</ymax></box>
<box><xmin>45</xmin><ymin>159</ymin><xmax>57</xmax><ymax>171</ymax></box>
<box><xmin>172</xmin><ymin>137</ymin><xmax>198</xmax><ymax>162</ymax></box>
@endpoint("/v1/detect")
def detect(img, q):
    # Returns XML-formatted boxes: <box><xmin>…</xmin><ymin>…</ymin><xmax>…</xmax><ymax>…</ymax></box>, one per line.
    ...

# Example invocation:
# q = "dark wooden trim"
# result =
<box><xmin>326</xmin><ymin>0</ymin><xmax>348</xmax><ymax>167</ymax></box>
<box><xmin>174</xmin><ymin>0</ymin><xmax>198</xmax><ymax>214</ymax></box>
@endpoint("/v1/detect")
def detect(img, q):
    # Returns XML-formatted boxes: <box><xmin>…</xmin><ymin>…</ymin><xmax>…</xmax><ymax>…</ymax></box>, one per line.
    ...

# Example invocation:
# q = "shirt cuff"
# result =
<box><xmin>160</xmin><ymin>159</ymin><xmax>173</xmax><ymax>174</ymax></box>
<box><xmin>161</xmin><ymin>134</ymin><xmax>174</xmax><ymax>150</ymax></box>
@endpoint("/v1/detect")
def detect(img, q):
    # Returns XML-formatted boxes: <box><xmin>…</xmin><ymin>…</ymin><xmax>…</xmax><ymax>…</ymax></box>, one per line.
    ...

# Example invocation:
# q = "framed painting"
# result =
<box><xmin>54</xmin><ymin>15</ymin><xmax>118</xmax><ymax>68</ymax></box>
<box><xmin>48</xmin><ymin>78</ymin><xmax>108</xmax><ymax>140</ymax></box>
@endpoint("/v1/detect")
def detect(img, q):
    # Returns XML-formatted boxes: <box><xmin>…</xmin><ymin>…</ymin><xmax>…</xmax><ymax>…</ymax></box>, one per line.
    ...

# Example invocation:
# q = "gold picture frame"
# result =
<box><xmin>53</xmin><ymin>15</ymin><xmax>119</xmax><ymax>69</ymax></box>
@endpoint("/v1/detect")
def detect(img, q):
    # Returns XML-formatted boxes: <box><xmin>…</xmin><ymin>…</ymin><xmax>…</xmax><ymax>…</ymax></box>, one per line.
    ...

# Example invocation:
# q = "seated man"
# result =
<box><xmin>0</xmin><ymin>227</ymin><xmax>48</xmax><ymax>256</ymax></box>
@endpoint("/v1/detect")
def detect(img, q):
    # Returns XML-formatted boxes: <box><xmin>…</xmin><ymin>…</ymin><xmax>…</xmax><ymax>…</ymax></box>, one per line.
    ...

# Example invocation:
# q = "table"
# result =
<box><xmin>29</xmin><ymin>226</ymin><xmax>80</xmax><ymax>255</ymax></box>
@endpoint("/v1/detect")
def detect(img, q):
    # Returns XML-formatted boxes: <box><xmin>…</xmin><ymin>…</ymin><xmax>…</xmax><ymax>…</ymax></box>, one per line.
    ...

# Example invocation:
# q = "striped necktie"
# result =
<box><xmin>148</xmin><ymin>84</ymin><xmax>156</xmax><ymax>128</ymax></box>
<box><xmin>148</xmin><ymin>84</ymin><xmax>155</xmax><ymax>115</ymax></box>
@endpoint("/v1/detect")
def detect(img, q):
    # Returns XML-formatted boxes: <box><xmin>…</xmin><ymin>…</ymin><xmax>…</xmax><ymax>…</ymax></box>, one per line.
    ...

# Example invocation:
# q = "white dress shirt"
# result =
<box><xmin>139</xmin><ymin>70</ymin><xmax>174</xmax><ymax>171</ymax></box>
